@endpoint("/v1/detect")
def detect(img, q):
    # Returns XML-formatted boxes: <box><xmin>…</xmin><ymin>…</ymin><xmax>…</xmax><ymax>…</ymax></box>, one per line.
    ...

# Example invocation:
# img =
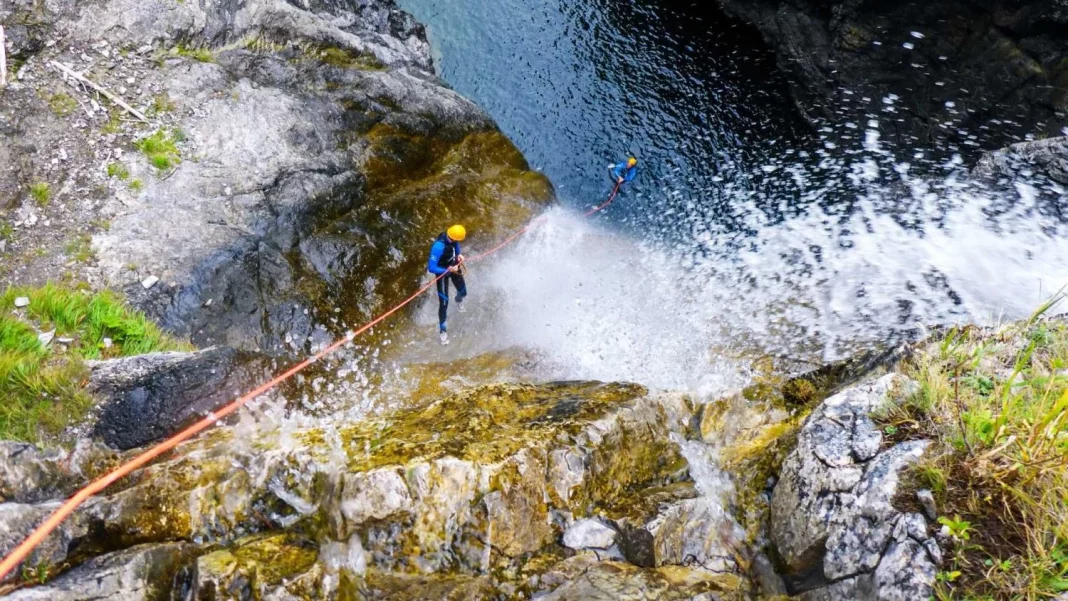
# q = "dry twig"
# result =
<box><xmin>49</xmin><ymin>60</ymin><xmax>149</xmax><ymax>123</ymax></box>
<box><xmin>1</xmin><ymin>26</ymin><xmax>7</xmax><ymax>87</ymax></box>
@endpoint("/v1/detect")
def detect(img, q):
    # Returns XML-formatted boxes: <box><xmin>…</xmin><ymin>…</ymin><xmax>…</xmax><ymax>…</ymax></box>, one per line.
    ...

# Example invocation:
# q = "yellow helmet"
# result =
<box><xmin>447</xmin><ymin>224</ymin><xmax>467</xmax><ymax>241</ymax></box>
<box><xmin>627</xmin><ymin>157</ymin><xmax>638</xmax><ymax>168</ymax></box>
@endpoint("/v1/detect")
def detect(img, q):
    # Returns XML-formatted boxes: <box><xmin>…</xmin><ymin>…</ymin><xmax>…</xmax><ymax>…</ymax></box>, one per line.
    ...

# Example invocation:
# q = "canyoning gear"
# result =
<box><xmin>429</xmin><ymin>231</ymin><xmax>468</xmax><ymax>333</ymax></box>
<box><xmin>435</xmin><ymin>272</ymin><xmax>467</xmax><ymax>332</ymax></box>
<box><xmin>428</xmin><ymin>232</ymin><xmax>463</xmax><ymax>276</ymax></box>
<box><xmin>440</xmin><ymin>331</ymin><xmax>450</xmax><ymax>345</ymax></box>
<box><xmin>610</xmin><ymin>159</ymin><xmax>638</xmax><ymax>184</ymax></box>
<box><xmin>457</xmin><ymin>301</ymin><xmax>467</xmax><ymax>313</ymax></box>
<box><xmin>448</xmin><ymin>224</ymin><xmax>467</xmax><ymax>241</ymax></box>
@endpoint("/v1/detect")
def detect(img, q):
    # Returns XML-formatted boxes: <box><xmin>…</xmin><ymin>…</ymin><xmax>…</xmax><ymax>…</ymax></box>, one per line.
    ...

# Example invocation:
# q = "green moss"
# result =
<box><xmin>46</xmin><ymin>92</ymin><xmax>78</xmax><ymax>117</ymax></box>
<box><xmin>304</xmin><ymin>382</ymin><xmax>645</xmax><ymax>471</ymax></box>
<box><xmin>148</xmin><ymin>93</ymin><xmax>176</xmax><ymax>116</ymax></box>
<box><xmin>101</xmin><ymin>111</ymin><xmax>123</xmax><ymax>134</ymax></box>
<box><xmin>174</xmin><ymin>44</ymin><xmax>214</xmax><ymax>63</ymax></box>
<box><xmin>29</xmin><ymin>181</ymin><xmax>51</xmax><ymax>206</ymax></box>
<box><xmin>299</xmin><ymin>44</ymin><xmax>385</xmax><ymax>70</ymax></box>
<box><xmin>64</xmin><ymin>234</ymin><xmax>94</xmax><ymax>264</ymax></box>
<box><xmin>136</xmin><ymin>129</ymin><xmax>181</xmax><ymax>172</ymax></box>
<box><xmin>106</xmin><ymin>162</ymin><xmax>130</xmax><ymax>180</ymax></box>
<box><xmin>129</xmin><ymin>178</ymin><xmax>144</xmax><ymax>192</ymax></box>
<box><xmin>0</xmin><ymin>284</ymin><xmax>190</xmax><ymax>443</ymax></box>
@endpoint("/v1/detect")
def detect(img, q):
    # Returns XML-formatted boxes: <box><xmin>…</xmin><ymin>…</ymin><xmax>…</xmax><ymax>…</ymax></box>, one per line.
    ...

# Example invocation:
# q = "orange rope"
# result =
<box><xmin>0</xmin><ymin>180</ymin><xmax>624</xmax><ymax>580</ymax></box>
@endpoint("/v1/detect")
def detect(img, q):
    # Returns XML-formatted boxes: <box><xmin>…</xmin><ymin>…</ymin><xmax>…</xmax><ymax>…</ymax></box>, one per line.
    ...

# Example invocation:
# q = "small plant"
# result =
<box><xmin>46</xmin><ymin>92</ymin><xmax>78</xmax><ymax>116</ymax></box>
<box><xmin>938</xmin><ymin>515</ymin><xmax>974</xmax><ymax>541</ymax></box>
<box><xmin>136</xmin><ymin>129</ymin><xmax>181</xmax><ymax>172</ymax></box>
<box><xmin>29</xmin><ymin>181</ymin><xmax>51</xmax><ymax>206</ymax></box>
<box><xmin>0</xmin><ymin>284</ymin><xmax>190</xmax><ymax>443</ymax></box>
<box><xmin>65</xmin><ymin>234</ymin><xmax>94</xmax><ymax>264</ymax></box>
<box><xmin>882</xmin><ymin>425</ymin><xmax>898</xmax><ymax>435</ymax></box>
<box><xmin>106</xmin><ymin>162</ymin><xmax>130</xmax><ymax>180</ymax></box>
<box><xmin>101</xmin><ymin>111</ymin><xmax>123</xmax><ymax>134</ymax></box>
<box><xmin>174</xmin><ymin>44</ymin><xmax>214</xmax><ymax>63</ymax></box>
<box><xmin>936</xmin><ymin>570</ymin><xmax>962</xmax><ymax>583</ymax></box>
<box><xmin>129</xmin><ymin>178</ymin><xmax>144</xmax><ymax>192</ymax></box>
<box><xmin>0</xmin><ymin>221</ymin><xmax>13</xmax><ymax>241</ymax></box>
<box><xmin>149</xmin><ymin>93</ymin><xmax>176</xmax><ymax>116</ymax></box>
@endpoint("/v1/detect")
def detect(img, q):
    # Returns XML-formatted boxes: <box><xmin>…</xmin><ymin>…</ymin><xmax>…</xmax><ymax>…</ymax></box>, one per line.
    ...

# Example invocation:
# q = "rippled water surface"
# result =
<box><xmin>398</xmin><ymin>0</ymin><xmax>1068</xmax><ymax>389</ymax></box>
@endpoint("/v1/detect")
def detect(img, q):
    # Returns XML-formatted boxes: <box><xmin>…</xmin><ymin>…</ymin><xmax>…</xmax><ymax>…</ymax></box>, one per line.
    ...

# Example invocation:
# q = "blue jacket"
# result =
<box><xmin>612</xmin><ymin>162</ymin><xmax>638</xmax><ymax>183</ymax></box>
<box><xmin>427</xmin><ymin>232</ymin><xmax>461</xmax><ymax>276</ymax></box>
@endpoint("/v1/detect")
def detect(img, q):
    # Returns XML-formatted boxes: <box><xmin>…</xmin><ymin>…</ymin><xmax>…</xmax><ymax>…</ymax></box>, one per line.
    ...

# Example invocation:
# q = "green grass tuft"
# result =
<box><xmin>136</xmin><ymin>129</ymin><xmax>181</xmax><ymax>172</ymax></box>
<box><xmin>0</xmin><ymin>284</ymin><xmax>190</xmax><ymax>443</ymax></box>
<box><xmin>106</xmin><ymin>162</ymin><xmax>130</xmax><ymax>180</ymax></box>
<box><xmin>46</xmin><ymin>92</ymin><xmax>78</xmax><ymax>116</ymax></box>
<box><xmin>29</xmin><ymin>182</ymin><xmax>51</xmax><ymax>206</ymax></box>
<box><xmin>882</xmin><ymin>294</ymin><xmax>1068</xmax><ymax>600</ymax></box>
<box><xmin>174</xmin><ymin>44</ymin><xmax>214</xmax><ymax>63</ymax></box>
<box><xmin>129</xmin><ymin>178</ymin><xmax>144</xmax><ymax>192</ymax></box>
<box><xmin>65</xmin><ymin>234</ymin><xmax>94</xmax><ymax>264</ymax></box>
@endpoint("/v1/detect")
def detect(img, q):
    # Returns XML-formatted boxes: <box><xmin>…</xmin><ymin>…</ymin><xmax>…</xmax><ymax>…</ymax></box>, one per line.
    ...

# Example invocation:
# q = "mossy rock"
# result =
<box><xmin>325</xmin><ymin>381</ymin><xmax>647</xmax><ymax>471</ymax></box>
<box><xmin>194</xmin><ymin>532</ymin><xmax>319</xmax><ymax>599</ymax></box>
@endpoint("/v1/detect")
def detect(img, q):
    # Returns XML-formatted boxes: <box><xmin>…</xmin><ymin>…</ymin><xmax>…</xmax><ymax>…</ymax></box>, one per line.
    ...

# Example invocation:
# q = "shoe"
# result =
<box><xmin>456</xmin><ymin>302</ymin><xmax>466</xmax><ymax>314</ymax></box>
<box><xmin>439</xmin><ymin>331</ymin><xmax>449</xmax><ymax>345</ymax></box>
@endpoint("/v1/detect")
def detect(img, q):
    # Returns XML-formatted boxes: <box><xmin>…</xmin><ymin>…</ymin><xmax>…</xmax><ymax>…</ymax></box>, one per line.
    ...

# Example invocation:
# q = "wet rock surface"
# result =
<box><xmin>0</xmin><ymin>381</ymin><xmax>746</xmax><ymax>598</ymax></box>
<box><xmin>974</xmin><ymin>135</ymin><xmax>1068</xmax><ymax>185</ymax></box>
<box><xmin>769</xmin><ymin>374</ymin><xmax>940</xmax><ymax>600</ymax></box>
<box><xmin>714</xmin><ymin>0</ymin><xmax>1068</xmax><ymax>150</ymax></box>
<box><xmin>0</xmin><ymin>440</ymin><xmax>116</xmax><ymax>504</ymax></box>
<box><xmin>1</xmin><ymin>543</ymin><xmax>197</xmax><ymax>601</ymax></box>
<box><xmin>0</xmin><ymin>0</ymin><xmax>552</xmax><ymax>352</ymax></box>
<box><xmin>88</xmin><ymin>346</ymin><xmax>269</xmax><ymax>450</ymax></box>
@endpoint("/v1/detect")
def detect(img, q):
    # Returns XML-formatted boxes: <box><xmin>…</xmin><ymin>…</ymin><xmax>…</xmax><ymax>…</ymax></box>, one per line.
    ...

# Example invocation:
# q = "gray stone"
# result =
<box><xmin>88</xmin><ymin>346</ymin><xmax>268</xmax><ymax>449</ymax></box>
<box><xmin>562</xmin><ymin>518</ymin><xmax>617</xmax><ymax>551</ymax></box>
<box><xmin>974</xmin><ymin>136</ymin><xmax>1068</xmax><ymax>186</ymax></box>
<box><xmin>916</xmin><ymin>489</ymin><xmax>938</xmax><ymax>521</ymax></box>
<box><xmin>0</xmin><ymin>439</ymin><xmax>117</xmax><ymax>504</ymax></box>
<box><xmin>770</xmin><ymin>374</ymin><xmax>940</xmax><ymax>599</ymax></box>
<box><xmin>1</xmin><ymin>543</ymin><xmax>196</xmax><ymax>600</ymax></box>
<box><xmin>13</xmin><ymin>296</ymin><xmax>29</xmax><ymax>308</ymax></box>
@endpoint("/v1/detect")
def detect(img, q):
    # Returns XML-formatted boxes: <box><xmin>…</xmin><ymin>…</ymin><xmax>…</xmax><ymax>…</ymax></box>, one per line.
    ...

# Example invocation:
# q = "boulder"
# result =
<box><xmin>0</xmin><ymin>439</ymin><xmax>116</xmax><ymax>504</ymax></box>
<box><xmin>1</xmin><ymin>543</ymin><xmax>197</xmax><ymax>601</ymax></box>
<box><xmin>562</xmin><ymin>519</ymin><xmax>617</xmax><ymax>551</ymax></box>
<box><xmin>974</xmin><ymin>136</ymin><xmax>1068</xmax><ymax>186</ymax></box>
<box><xmin>769</xmin><ymin>374</ymin><xmax>940</xmax><ymax>599</ymax></box>
<box><xmin>88</xmin><ymin>346</ymin><xmax>268</xmax><ymax>450</ymax></box>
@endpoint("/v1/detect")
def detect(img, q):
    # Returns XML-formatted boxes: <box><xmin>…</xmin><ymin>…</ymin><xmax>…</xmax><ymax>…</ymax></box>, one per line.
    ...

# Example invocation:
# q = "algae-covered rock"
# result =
<box><xmin>0</xmin><ymin>381</ymin><xmax>692</xmax><ymax>586</ymax></box>
<box><xmin>534</xmin><ymin>553</ymin><xmax>740</xmax><ymax>600</ymax></box>
<box><xmin>191</xmin><ymin>533</ymin><xmax>319</xmax><ymax>600</ymax></box>
<box><xmin>0</xmin><ymin>440</ymin><xmax>118</xmax><ymax>504</ymax></box>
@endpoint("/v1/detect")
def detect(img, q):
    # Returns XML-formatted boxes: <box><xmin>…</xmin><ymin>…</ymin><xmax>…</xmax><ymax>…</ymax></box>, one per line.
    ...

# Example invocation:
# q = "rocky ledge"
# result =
<box><xmin>0</xmin><ymin>381</ymin><xmax>746</xmax><ymax>600</ymax></box>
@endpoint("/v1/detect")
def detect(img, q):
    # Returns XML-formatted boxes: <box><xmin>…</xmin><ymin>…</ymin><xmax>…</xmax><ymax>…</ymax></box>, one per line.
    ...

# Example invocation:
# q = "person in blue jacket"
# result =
<box><xmin>610</xmin><ymin>156</ymin><xmax>638</xmax><ymax>185</ymax></box>
<box><xmin>427</xmin><ymin>224</ymin><xmax>467</xmax><ymax>345</ymax></box>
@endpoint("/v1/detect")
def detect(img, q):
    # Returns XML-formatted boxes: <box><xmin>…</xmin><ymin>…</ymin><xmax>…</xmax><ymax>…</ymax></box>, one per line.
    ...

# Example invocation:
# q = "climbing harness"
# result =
<box><xmin>0</xmin><ymin>180</ymin><xmax>624</xmax><ymax>581</ymax></box>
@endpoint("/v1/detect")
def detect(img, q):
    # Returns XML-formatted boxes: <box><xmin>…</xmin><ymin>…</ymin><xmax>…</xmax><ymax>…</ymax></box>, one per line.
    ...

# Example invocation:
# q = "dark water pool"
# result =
<box><xmin>398</xmin><ymin>0</ymin><xmax>807</xmax><ymax>222</ymax></box>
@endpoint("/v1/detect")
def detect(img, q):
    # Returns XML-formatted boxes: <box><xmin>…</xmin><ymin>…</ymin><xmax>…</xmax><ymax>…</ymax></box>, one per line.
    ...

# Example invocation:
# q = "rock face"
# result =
<box><xmin>715</xmin><ymin>0</ymin><xmax>1068</xmax><ymax>150</ymax></box>
<box><xmin>974</xmin><ymin>135</ymin><xmax>1068</xmax><ymax>185</ymax></box>
<box><xmin>0</xmin><ymin>381</ymin><xmax>743</xmax><ymax>599</ymax></box>
<box><xmin>1</xmin><ymin>543</ymin><xmax>197</xmax><ymax>601</ymax></box>
<box><xmin>769</xmin><ymin>374</ymin><xmax>940</xmax><ymax>600</ymax></box>
<box><xmin>1</xmin><ymin>0</ymin><xmax>553</xmax><ymax>353</ymax></box>
<box><xmin>88</xmin><ymin>346</ymin><xmax>268</xmax><ymax>450</ymax></box>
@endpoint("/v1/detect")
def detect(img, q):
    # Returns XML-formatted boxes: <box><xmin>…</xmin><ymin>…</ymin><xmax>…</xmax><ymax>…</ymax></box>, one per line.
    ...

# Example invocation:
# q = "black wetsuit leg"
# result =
<box><xmin>436</xmin><ymin>276</ymin><xmax>450</xmax><ymax>332</ymax></box>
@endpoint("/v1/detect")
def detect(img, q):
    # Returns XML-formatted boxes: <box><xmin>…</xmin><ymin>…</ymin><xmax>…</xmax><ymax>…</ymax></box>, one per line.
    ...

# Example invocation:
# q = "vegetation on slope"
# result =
<box><xmin>0</xmin><ymin>284</ymin><xmax>189</xmax><ymax>443</ymax></box>
<box><xmin>879</xmin><ymin>297</ymin><xmax>1068</xmax><ymax>600</ymax></box>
